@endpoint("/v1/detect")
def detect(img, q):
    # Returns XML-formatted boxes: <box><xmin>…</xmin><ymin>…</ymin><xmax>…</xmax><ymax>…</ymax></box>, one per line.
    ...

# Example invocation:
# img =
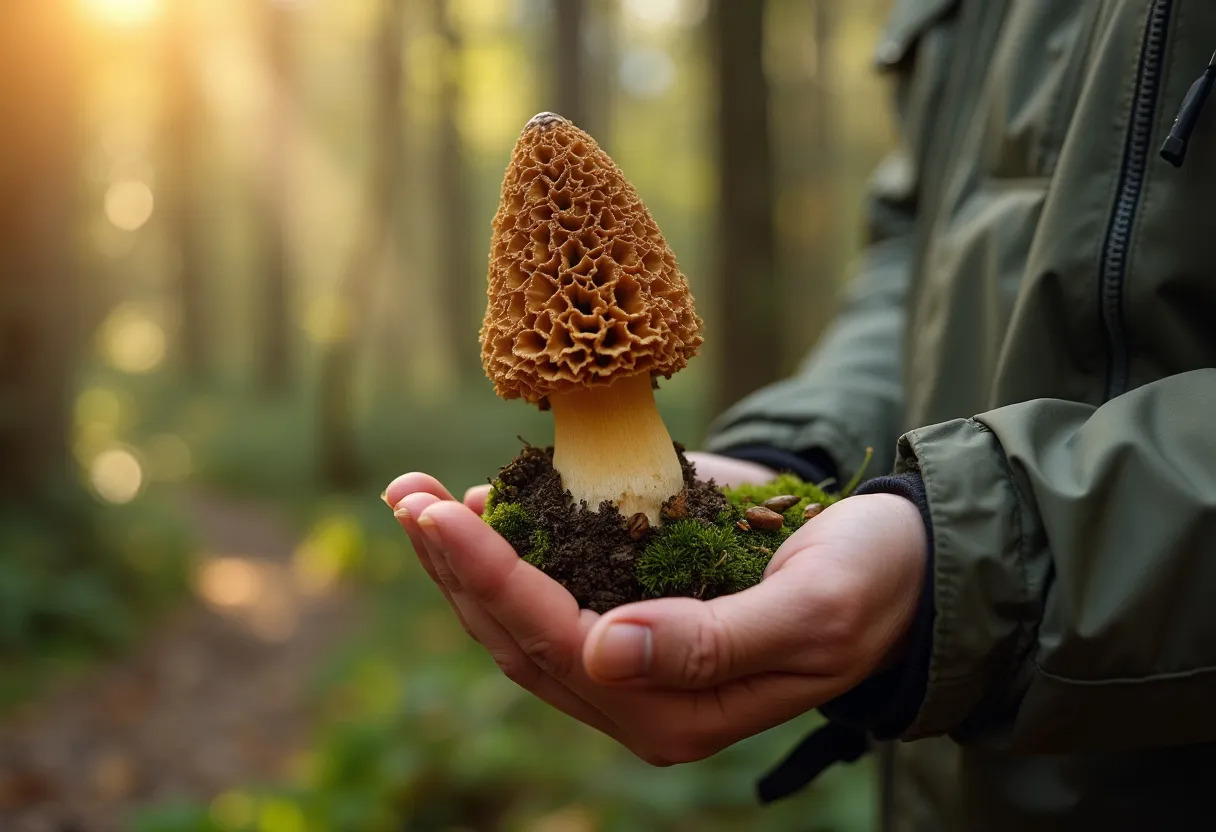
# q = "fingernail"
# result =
<box><xmin>417</xmin><ymin>513</ymin><xmax>460</xmax><ymax>590</ymax></box>
<box><xmin>381</xmin><ymin>489</ymin><xmax>391</xmax><ymax>506</ymax></box>
<box><xmin>393</xmin><ymin>500</ymin><xmax>411</xmax><ymax>520</ymax></box>
<box><xmin>590</xmin><ymin>623</ymin><xmax>652</xmax><ymax>681</ymax></box>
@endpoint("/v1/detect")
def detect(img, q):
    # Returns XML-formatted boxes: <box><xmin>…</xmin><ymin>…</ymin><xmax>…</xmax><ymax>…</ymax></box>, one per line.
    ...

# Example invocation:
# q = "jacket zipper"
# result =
<box><xmin>1100</xmin><ymin>0</ymin><xmax>1172</xmax><ymax>400</ymax></box>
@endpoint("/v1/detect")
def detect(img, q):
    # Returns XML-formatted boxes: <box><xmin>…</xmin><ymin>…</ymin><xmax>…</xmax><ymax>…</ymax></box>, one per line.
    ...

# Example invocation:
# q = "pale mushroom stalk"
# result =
<box><xmin>549</xmin><ymin>371</ymin><xmax>683</xmax><ymax>523</ymax></box>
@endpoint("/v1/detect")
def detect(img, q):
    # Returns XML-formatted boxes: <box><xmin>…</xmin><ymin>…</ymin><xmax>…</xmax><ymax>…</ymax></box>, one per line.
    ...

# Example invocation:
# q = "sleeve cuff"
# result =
<box><xmin>818</xmin><ymin>472</ymin><xmax>935</xmax><ymax>739</ymax></box>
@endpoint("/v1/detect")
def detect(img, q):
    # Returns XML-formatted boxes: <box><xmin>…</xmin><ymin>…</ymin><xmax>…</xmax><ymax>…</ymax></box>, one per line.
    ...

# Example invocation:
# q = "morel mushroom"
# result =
<box><xmin>481</xmin><ymin>113</ymin><xmax>703</xmax><ymax>523</ymax></box>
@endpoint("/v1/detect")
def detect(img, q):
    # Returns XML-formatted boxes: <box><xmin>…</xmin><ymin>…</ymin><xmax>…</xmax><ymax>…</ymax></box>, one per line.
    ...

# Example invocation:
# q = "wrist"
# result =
<box><xmin>818</xmin><ymin>474</ymin><xmax>935</xmax><ymax>740</ymax></box>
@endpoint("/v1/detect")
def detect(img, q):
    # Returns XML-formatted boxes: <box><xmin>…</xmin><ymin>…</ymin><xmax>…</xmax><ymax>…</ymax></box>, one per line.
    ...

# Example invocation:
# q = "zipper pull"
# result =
<box><xmin>1160</xmin><ymin>50</ymin><xmax>1216</xmax><ymax>168</ymax></box>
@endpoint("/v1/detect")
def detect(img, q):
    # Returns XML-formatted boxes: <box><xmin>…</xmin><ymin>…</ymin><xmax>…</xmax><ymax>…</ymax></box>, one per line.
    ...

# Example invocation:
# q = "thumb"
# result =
<box><xmin>582</xmin><ymin>577</ymin><xmax>812</xmax><ymax>689</ymax></box>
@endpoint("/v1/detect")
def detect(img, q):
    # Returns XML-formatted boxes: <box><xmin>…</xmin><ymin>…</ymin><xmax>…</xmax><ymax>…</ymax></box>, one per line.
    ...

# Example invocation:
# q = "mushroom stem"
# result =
<box><xmin>549</xmin><ymin>371</ymin><xmax>684</xmax><ymax>524</ymax></box>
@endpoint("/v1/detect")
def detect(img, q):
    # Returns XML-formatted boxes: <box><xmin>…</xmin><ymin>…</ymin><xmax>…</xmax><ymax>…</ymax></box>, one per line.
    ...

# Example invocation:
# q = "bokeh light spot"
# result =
<box><xmin>210</xmin><ymin>790</ymin><xmax>256</xmax><ymax>831</ymax></box>
<box><xmin>75</xmin><ymin>387</ymin><xmax>123</xmax><ymax>430</ymax></box>
<box><xmin>104</xmin><ymin>179</ymin><xmax>155</xmax><ymax>231</ymax></box>
<box><xmin>198</xmin><ymin>557</ymin><xmax>263</xmax><ymax>608</ymax></box>
<box><xmin>90</xmin><ymin>447</ymin><xmax>144</xmax><ymax>505</ymax></box>
<box><xmin>622</xmin><ymin>0</ymin><xmax>707</xmax><ymax>29</ymax></box>
<box><xmin>293</xmin><ymin>514</ymin><xmax>363</xmax><ymax>595</ymax></box>
<box><xmin>258</xmin><ymin>798</ymin><xmax>306</xmax><ymax>832</ymax></box>
<box><xmin>98</xmin><ymin>304</ymin><xmax>166</xmax><ymax>374</ymax></box>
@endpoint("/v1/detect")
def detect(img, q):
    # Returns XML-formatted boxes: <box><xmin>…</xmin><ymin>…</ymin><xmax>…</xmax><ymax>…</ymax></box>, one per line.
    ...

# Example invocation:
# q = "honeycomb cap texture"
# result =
<box><xmin>481</xmin><ymin>113</ymin><xmax>702</xmax><ymax>405</ymax></box>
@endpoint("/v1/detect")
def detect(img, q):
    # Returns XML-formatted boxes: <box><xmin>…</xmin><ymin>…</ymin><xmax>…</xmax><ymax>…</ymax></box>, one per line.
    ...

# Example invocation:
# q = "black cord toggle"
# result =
<box><xmin>1161</xmin><ymin>50</ymin><xmax>1216</xmax><ymax>168</ymax></box>
<box><xmin>756</xmin><ymin>722</ymin><xmax>871</xmax><ymax>804</ymax></box>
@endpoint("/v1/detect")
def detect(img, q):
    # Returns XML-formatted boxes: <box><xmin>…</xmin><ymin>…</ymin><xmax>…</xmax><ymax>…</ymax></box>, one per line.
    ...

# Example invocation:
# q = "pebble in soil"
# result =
<box><xmin>482</xmin><ymin>444</ymin><xmax>839</xmax><ymax>613</ymax></box>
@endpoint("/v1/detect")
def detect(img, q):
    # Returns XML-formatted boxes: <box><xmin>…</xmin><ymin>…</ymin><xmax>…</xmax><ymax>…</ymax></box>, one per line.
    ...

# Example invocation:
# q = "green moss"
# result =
<box><xmin>484</xmin><ymin>501</ymin><xmax>550</xmax><ymax>567</ymax></box>
<box><xmin>525</xmin><ymin>528</ymin><xmax>551</xmax><ymax>569</ymax></box>
<box><xmin>636</xmin><ymin>458</ymin><xmax>877</xmax><ymax>599</ymax></box>
<box><xmin>484</xmin><ymin>502</ymin><xmax>531</xmax><ymax>540</ymax></box>
<box><xmin>638</xmin><ymin>521</ymin><xmax>760</xmax><ymax>598</ymax></box>
<box><xmin>484</xmin><ymin>479</ymin><xmax>505</xmax><ymax>513</ymax></box>
<box><xmin>724</xmin><ymin>474</ymin><xmax>835</xmax><ymax>512</ymax></box>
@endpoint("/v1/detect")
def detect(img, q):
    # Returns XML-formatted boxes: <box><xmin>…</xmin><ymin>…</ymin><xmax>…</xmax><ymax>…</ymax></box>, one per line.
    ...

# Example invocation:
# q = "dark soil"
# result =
<box><xmin>492</xmin><ymin>444</ymin><xmax>727</xmax><ymax>612</ymax></box>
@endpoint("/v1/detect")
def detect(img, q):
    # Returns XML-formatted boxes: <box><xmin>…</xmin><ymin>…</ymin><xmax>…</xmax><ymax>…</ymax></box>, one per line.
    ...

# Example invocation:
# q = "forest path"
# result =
<box><xmin>0</xmin><ymin>491</ymin><xmax>359</xmax><ymax>832</ymax></box>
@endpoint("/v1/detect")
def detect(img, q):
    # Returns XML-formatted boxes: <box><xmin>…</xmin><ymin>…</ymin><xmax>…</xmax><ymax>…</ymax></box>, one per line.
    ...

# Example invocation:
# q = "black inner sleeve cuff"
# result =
<box><xmin>818</xmin><ymin>472</ymin><xmax>935</xmax><ymax>739</ymax></box>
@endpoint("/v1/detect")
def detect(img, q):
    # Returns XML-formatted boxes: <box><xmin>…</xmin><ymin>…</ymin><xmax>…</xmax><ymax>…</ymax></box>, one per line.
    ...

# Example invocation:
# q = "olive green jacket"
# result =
<box><xmin>707</xmin><ymin>1</ymin><xmax>1216</xmax><ymax>829</ymax></box>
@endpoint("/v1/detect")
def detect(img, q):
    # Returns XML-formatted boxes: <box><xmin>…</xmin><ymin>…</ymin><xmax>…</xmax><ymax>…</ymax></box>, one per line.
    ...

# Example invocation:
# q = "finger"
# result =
<box><xmin>384</xmin><ymin>472</ymin><xmax>454</xmax><ymax>508</ymax></box>
<box><xmin>443</xmin><ymin>582</ymin><xmax>627</xmax><ymax>744</ymax></box>
<box><xmin>583</xmin><ymin>573</ymin><xmax>834</xmax><ymax>689</ymax></box>
<box><xmin>676</xmin><ymin>672</ymin><xmax>842</xmax><ymax>758</ymax></box>
<box><xmin>464</xmin><ymin>484</ymin><xmax>492</xmax><ymax>514</ymax></box>
<box><xmin>684</xmin><ymin>452</ymin><xmax>776</xmax><ymax>489</ymax></box>
<box><xmin>416</xmin><ymin>501</ymin><xmax>585</xmax><ymax>682</ymax></box>
<box><xmin>412</xmin><ymin>503</ymin><xmax>626</xmax><ymax>741</ymax></box>
<box><xmin>394</xmin><ymin>492</ymin><xmax>448</xmax><ymax>584</ymax></box>
<box><xmin>394</xmin><ymin>492</ymin><xmax>475</xmax><ymax>639</ymax></box>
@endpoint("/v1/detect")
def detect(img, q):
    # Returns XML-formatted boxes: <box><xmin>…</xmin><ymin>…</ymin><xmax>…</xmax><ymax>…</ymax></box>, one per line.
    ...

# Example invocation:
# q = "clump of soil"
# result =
<box><xmin>485</xmin><ymin>444</ymin><xmax>726</xmax><ymax>612</ymax></box>
<box><xmin>483</xmin><ymin>443</ymin><xmax>839</xmax><ymax>613</ymax></box>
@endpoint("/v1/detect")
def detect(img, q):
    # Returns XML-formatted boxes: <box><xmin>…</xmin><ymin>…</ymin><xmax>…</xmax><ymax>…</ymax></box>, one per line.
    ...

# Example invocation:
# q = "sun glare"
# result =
<box><xmin>81</xmin><ymin>0</ymin><xmax>159</xmax><ymax>27</ymax></box>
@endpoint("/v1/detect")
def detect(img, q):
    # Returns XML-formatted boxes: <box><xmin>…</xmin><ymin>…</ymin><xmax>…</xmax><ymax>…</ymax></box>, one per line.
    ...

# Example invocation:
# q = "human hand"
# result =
<box><xmin>384</xmin><ymin>472</ymin><xmax>927</xmax><ymax>766</ymax></box>
<box><xmin>459</xmin><ymin>451</ymin><xmax>777</xmax><ymax>514</ymax></box>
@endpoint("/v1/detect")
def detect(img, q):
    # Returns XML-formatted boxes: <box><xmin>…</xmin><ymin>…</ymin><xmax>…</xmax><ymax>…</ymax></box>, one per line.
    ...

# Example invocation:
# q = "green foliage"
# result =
<box><xmin>0</xmin><ymin>487</ymin><xmax>194</xmax><ymax>709</ymax></box>
<box><xmin>132</xmin><ymin>538</ymin><xmax>876</xmax><ymax>832</ymax></box>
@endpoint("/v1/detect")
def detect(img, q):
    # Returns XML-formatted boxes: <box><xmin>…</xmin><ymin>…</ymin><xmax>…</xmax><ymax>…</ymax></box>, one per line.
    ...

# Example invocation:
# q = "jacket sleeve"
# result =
<box><xmin>702</xmin><ymin>178</ymin><xmax>913</xmax><ymax>479</ymax></box>
<box><xmin>703</xmin><ymin>4</ymin><xmax>960</xmax><ymax>477</ymax></box>
<box><xmin>899</xmin><ymin>376</ymin><xmax>1216</xmax><ymax>752</ymax></box>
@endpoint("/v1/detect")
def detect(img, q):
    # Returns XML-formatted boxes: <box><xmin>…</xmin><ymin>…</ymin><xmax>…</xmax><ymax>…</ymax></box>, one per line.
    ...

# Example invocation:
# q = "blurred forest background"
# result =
<box><xmin>0</xmin><ymin>0</ymin><xmax>895</xmax><ymax>829</ymax></box>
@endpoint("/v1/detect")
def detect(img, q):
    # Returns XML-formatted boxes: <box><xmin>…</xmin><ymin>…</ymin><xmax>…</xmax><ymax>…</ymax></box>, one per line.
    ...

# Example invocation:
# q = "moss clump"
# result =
<box><xmin>637</xmin><ymin>521</ymin><xmax>757</xmax><ymax>598</ymax></box>
<box><xmin>635</xmin><ymin>475</ymin><xmax>841</xmax><ymax>600</ymax></box>
<box><xmin>484</xmin><ymin>479</ymin><xmax>504</xmax><ymax>513</ymax></box>
<box><xmin>525</xmin><ymin>528</ymin><xmax>551</xmax><ymax>569</ymax></box>
<box><xmin>484</xmin><ymin>501</ymin><xmax>551</xmax><ymax>567</ymax></box>
<box><xmin>635</xmin><ymin>450</ymin><xmax>873</xmax><ymax>599</ymax></box>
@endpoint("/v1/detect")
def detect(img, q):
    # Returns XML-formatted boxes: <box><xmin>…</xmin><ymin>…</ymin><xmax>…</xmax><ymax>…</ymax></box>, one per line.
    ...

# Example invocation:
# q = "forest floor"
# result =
<box><xmin>0</xmin><ymin>491</ymin><xmax>359</xmax><ymax>832</ymax></box>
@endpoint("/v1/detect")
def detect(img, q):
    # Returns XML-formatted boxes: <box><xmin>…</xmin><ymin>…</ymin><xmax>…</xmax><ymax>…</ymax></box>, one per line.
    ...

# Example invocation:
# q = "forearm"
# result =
<box><xmin>705</xmin><ymin>227</ymin><xmax>912</xmax><ymax>478</ymax></box>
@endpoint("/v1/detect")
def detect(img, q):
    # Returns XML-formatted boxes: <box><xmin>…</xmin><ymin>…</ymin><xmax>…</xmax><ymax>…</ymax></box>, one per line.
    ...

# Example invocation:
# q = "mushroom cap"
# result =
<box><xmin>481</xmin><ymin>113</ymin><xmax>703</xmax><ymax>405</ymax></box>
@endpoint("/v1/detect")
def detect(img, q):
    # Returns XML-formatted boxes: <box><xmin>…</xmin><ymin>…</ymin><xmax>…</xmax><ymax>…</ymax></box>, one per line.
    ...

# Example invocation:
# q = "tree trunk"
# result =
<box><xmin>583</xmin><ymin>0</ymin><xmax>617</xmax><ymax>144</ymax></box>
<box><xmin>318</xmin><ymin>0</ymin><xmax>405</xmax><ymax>487</ymax></box>
<box><xmin>164</xmin><ymin>1</ymin><xmax>207</xmax><ymax>382</ymax></box>
<box><xmin>433</xmin><ymin>0</ymin><xmax>476</xmax><ymax>376</ymax></box>
<box><xmin>554</xmin><ymin>0</ymin><xmax>587</xmax><ymax>127</ymax></box>
<box><xmin>258</xmin><ymin>0</ymin><xmax>295</xmax><ymax>394</ymax></box>
<box><xmin>711</xmin><ymin>0</ymin><xmax>779</xmax><ymax>410</ymax></box>
<box><xmin>0</xmin><ymin>1</ymin><xmax>77</xmax><ymax>502</ymax></box>
<box><xmin>775</xmin><ymin>0</ymin><xmax>838</xmax><ymax>367</ymax></box>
